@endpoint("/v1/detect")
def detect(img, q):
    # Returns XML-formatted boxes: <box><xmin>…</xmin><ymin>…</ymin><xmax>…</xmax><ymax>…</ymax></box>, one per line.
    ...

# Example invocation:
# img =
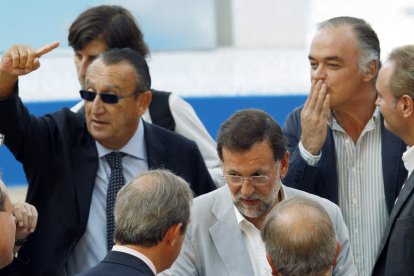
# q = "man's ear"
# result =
<box><xmin>266</xmin><ymin>254</ymin><xmax>280</xmax><ymax>276</ymax></box>
<box><xmin>280</xmin><ymin>151</ymin><xmax>290</xmax><ymax>179</ymax></box>
<box><xmin>399</xmin><ymin>94</ymin><xmax>414</xmax><ymax>118</ymax></box>
<box><xmin>332</xmin><ymin>241</ymin><xmax>341</xmax><ymax>267</ymax></box>
<box><xmin>164</xmin><ymin>223</ymin><xmax>182</xmax><ymax>247</ymax></box>
<box><xmin>362</xmin><ymin>60</ymin><xmax>379</xmax><ymax>82</ymax></box>
<box><xmin>136</xmin><ymin>90</ymin><xmax>152</xmax><ymax>116</ymax></box>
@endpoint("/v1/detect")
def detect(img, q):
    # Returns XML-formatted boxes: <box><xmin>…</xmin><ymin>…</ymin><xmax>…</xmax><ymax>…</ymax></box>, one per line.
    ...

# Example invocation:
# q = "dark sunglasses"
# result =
<box><xmin>79</xmin><ymin>90</ymin><xmax>138</xmax><ymax>104</ymax></box>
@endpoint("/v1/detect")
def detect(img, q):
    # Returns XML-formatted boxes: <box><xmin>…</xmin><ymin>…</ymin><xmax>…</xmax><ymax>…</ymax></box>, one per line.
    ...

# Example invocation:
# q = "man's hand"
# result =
<box><xmin>0</xmin><ymin>41</ymin><xmax>60</xmax><ymax>76</ymax></box>
<box><xmin>13</xmin><ymin>202</ymin><xmax>38</xmax><ymax>241</ymax></box>
<box><xmin>300</xmin><ymin>80</ymin><xmax>330</xmax><ymax>155</ymax></box>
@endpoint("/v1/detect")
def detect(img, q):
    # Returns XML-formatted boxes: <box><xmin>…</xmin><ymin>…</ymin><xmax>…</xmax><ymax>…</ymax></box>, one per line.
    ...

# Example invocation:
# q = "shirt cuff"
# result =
<box><xmin>298</xmin><ymin>141</ymin><xmax>321</xmax><ymax>166</ymax></box>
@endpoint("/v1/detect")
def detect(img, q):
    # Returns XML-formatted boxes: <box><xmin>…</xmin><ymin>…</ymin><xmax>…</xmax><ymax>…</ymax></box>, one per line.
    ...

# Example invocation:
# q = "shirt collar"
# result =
<box><xmin>402</xmin><ymin>145</ymin><xmax>414</xmax><ymax>177</ymax></box>
<box><xmin>112</xmin><ymin>245</ymin><xmax>157</xmax><ymax>274</ymax></box>
<box><xmin>96</xmin><ymin>118</ymin><xmax>147</xmax><ymax>161</ymax></box>
<box><xmin>328</xmin><ymin>106</ymin><xmax>380</xmax><ymax>132</ymax></box>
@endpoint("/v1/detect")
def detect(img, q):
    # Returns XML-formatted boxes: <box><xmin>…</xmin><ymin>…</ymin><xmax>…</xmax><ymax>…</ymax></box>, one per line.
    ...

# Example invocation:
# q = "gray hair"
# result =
<box><xmin>261</xmin><ymin>196</ymin><xmax>337</xmax><ymax>276</ymax></box>
<box><xmin>114</xmin><ymin>169</ymin><xmax>193</xmax><ymax>247</ymax></box>
<box><xmin>318</xmin><ymin>16</ymin><xmax>380</xmax><ymax>74</ymax></box>
<box><xmin>387</xmin><ymin>45</ymin><xmax>414</xmax><ymax>98</ymax></box>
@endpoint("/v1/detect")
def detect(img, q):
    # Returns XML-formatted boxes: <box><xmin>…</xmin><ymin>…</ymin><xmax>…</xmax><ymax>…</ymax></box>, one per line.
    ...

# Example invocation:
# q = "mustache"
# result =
<box><xmin>235</xmin><ymin>194</ymin><xmax>264</xmax><ymax>201</ymax></box>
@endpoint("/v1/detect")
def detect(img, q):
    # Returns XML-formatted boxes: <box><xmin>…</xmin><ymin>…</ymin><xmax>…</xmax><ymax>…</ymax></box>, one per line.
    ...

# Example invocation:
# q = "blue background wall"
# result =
<box><xmin>0</xmin><ymin>95</ymin><xmax>306</xmax><ymax>186</ymax></box>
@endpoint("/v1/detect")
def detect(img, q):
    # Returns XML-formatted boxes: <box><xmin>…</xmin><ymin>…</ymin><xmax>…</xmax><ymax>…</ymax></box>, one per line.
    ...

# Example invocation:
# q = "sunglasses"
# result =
<box><xmin>79</xmin><ymin>90</ymin><xmax>138</xmax><ymax>104</ymax></box>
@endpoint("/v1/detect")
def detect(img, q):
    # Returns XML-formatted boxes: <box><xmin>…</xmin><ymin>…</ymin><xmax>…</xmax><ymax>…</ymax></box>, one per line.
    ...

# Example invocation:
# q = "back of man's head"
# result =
<box><xmin>68</xmin><ymin>5</ymin><xmax>149</xmax><ymax>57</ymax></box>
<box><xmin>114</xmin><ymin>169</ymin><xmax>193</xmax><ymax>247</ymax></box>
<box><xmin>261</xmin><ymin>196</ymin><xmax>337</xmax><ymax>276</ymax></box>
<box><xmin>217</xmin><ymin>109</ymin><xmax>287</xmax><ymax>162</ymax></box>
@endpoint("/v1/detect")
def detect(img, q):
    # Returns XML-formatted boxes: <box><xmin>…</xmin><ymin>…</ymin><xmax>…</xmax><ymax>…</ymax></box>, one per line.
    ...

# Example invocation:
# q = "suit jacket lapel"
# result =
<box><xmin>376</xmin><ymin>173</ymin><xmax>414</xmax><ymax>258</ymax></box>
<box><xmin>143</xmin><ymin>121</ymin><xmax>170</xmax><ymax>170</ymax></box>
<box><xmin>73</xmin><ymin>124</ymin><xmax>99</xmax><ymax>228</ymax></box>
<box><xmin>321</xmin><ymin>127</ymin><xmax>339</xmax><ymax>203</ymax></box>
<box><xmin>209</xmin><ymin>187</ymin><xmax>255</xmax><ymax>275</ymax></box>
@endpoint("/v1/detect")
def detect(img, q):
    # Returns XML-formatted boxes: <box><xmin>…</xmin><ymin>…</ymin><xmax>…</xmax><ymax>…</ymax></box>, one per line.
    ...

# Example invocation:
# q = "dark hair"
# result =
<box><xmin>68</xmin><ymin>5</ymin><xmax>149</xmax><ymax>57</ymax></box>
<box><xmin>318</xmin><ymin>16</ymin><xmax>380</xmax><ymax>73</ymax></box>
<box><xmin>98</xmin><ymin>48</ymin><xmax>151</xmax><ymax>93</ymax></box>
<box><xmin>217</xmin><ymin>109</ymin><xmax>287</xmax><ymax>161</ymax></box>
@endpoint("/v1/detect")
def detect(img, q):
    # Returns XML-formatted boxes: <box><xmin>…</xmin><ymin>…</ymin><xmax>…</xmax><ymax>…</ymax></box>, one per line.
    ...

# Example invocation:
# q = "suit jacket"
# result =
<box><xmin>371</xmin><ymin>172</ymin><xmax>414</xmax><ymax>275</ymax></box>
<box><xmin>282</xmin><ymin>106</ymin><xmax>407</xmax><ymax>213</ymax></box>
<box><xmin>167</xmin><ymin>185</ymin><xmax>357</xmax><ymax>276</ymax></box>
<box><xmin>77</xmin><ymin>251</ymin><xmax>155</xmax><ymax>276</ymax></box>
<box><xmin>0</xmin><ymin>92</ymin><xmax>215</xmax><ymax>276</ymax></box>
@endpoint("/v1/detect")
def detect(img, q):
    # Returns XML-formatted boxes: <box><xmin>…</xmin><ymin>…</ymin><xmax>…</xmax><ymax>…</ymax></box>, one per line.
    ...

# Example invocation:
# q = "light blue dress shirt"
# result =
<box><xmin>64</xmin><ymin>119</ymin><xmax>148</xmax><ymax>275</ymax></box>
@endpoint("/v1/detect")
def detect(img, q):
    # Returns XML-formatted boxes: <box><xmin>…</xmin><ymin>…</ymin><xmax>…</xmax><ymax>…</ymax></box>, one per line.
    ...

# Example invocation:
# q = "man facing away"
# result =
<box><xmin>261</xmin><ymin>196</ymin><xmax>340</xmax><ymax>276</ymax></box>
<box><xmin>68</xmin><ymin>5</ymin><xmax>223</xmax><ymax>186</ymax></box>
<box><xmin>164</xmin><ymin>109</ymin><xmax>356</xmax><ymax>276</ymax></box>
<box><xmin>282</xmin><ymin>16</ymin><xmax>407</xmax><ymax>275</ymax></box>
<box><xmin>78</xmin><ymin>169</ymin><xmax>193</xmax><ymax>276</ymax></box>
<box><xmin>0</xmin><ymin>43</ymin><xmax>215</xmax><ymax>275</ymax></box>
<box><xmin>372</xmin><ymin>45</ymin><xmax>414</xmax><ymax>275</ymax></box>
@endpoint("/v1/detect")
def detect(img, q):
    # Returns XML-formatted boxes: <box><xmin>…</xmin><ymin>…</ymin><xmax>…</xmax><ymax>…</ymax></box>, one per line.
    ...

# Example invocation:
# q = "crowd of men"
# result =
<box><xmin>0</xmin><ymin>4</ymin><xmax>413</xmax><ymax>276</ymax></box>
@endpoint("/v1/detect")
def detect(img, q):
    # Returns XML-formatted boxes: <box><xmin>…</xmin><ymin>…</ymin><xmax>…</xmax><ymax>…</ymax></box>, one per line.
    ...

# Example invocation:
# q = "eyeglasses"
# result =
<box><xmin>222</xmin><ymin>161</ymin><xmax>281</xmax><ymax>186</ymax></box>
<box><xmin>79</xmin><ymin>90</ymin><xmax>138</xmax><ymax>104</ymax></box>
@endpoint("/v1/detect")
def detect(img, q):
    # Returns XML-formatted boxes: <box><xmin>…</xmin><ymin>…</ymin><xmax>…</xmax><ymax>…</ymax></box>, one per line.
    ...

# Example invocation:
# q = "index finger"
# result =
<box><xmin>36</xmin><ymin>41</ymin><xmax>60</xmax><ymax>58</ymax></box>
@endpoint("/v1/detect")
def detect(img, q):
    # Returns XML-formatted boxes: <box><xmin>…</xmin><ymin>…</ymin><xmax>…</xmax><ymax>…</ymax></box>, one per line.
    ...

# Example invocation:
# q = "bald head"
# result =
<box><xmin>261</xmin><ymin>196</ymin><xmax>337</xmax><ymax>276</ymax></box>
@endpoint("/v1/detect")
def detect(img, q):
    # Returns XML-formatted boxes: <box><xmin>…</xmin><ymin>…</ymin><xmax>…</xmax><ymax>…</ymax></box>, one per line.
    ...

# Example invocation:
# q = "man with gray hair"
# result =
<box><xmin>261</xmin><ymin>196</ymin><xmax>339</xmax><ymax>276</ymax></box>
<box><xmin>282</xmin><ymin>16</ymin><xmax>407</xmax><ymax>275</ymax></box>
<box><xmin>372</xmin><ymin>45</ymin><xmax>414</xmax><ymax>275</ymax></box>
<box><xmin>78</xmin><ymin>169</ymin><xmax>193</xmax><ymax>276</ymax></box>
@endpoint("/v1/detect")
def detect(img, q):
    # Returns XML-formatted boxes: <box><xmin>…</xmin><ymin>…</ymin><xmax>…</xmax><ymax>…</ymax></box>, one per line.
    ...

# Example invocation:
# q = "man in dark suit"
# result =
<box><xmin>282</xmin><ymin>16</ymin><xmax>407</xmax><ymax>275</ymax></box>
<box><xmin>78</xmin><ymin>169</ymin><xmax>193</xmax><ymax>276</ymax></box>
<box><xmin>372</xmin><ymin>45</ymin><xmax>414</xmax><ymax>275</ymax></box>
<box><xmin>68</xmin><ymin>5</ymin><xmax>223</xmax><ymax>187</ymax></box>
<box><xmin>0</xmin><ymin>42</ymin><xmax>215</xmax><ymax>275</ymax></box>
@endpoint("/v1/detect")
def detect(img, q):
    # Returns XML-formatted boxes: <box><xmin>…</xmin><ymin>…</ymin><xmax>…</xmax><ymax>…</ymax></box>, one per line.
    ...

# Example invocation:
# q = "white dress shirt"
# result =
<box><xmin>235</xmin><ymin>207</ymin><xmax>272</xmax><ymax>276</ymax></box>
<box><xmin>299</xmin><ymin>108</ymin><xmax>387</xmax><ymax>276</ymax></box>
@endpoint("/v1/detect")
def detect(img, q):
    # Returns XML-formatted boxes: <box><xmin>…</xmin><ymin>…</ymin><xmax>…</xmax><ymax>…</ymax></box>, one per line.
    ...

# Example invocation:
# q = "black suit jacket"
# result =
<box><xmin>372</xmin><ymin>172</ymin><xmax>414</xmax><ymax>275</ymax></box>
<box><xmin>77</xmin><ymin>251</ymin><xmax>155</xmax><ymax>276</ymax></box>
<box><xmin>0</xmin><ymin>92</ymin><xmax>215</xmax><ymax>276</ymax></box>
<box><xmin>282</xmin><ymin>106</ymin><xmax>407</xmax><ymax>213</ymax></box>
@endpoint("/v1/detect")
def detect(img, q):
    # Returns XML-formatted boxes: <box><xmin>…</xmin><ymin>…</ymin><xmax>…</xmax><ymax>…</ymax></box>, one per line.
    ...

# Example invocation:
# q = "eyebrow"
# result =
<box><xmin>308</xmin><ymin>55</ymin><xmax>343</xmax><ymax>62</ymax></box>
<box><xmin>84</xmin><ymin>80</ymin><xmax>122</xmax><ymax>92</ymax></box>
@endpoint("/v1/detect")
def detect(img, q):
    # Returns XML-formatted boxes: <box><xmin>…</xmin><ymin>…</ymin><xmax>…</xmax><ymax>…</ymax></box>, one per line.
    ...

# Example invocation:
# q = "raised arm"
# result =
<box><xmin>0</xmin><ymin>41</ymin><xmax>60</xmax><ymax>96</ymax></box>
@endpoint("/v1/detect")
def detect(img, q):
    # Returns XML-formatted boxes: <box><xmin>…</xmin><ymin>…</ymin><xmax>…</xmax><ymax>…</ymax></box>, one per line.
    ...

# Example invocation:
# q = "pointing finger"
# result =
<box><xmin>36</xmin><ymin>41</ymin><xmax>60</xmax><ymax>58</ymax></box>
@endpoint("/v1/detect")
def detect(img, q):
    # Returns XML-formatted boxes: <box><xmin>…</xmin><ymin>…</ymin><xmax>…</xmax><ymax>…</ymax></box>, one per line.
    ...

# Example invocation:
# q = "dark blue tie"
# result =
<box><xmin>105</xmin><ymin>152</ymin><xmax>126</xmax><ymax>251</ymax></box>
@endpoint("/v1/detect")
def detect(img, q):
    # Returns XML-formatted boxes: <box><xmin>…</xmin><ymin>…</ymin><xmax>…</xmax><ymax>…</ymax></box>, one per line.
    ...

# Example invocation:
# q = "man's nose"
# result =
<box><xmin>311</xmin><ymin>65</ymin><xmax>327</xmax><ymax>81</ymax></box>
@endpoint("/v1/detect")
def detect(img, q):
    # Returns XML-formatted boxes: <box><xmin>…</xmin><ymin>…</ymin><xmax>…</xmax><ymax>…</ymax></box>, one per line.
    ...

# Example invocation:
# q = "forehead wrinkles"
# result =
<box><xmin>310</xmin><ymin>26</ymin><xmax>358</xmax><ymax>61</ymax></box>
<box><xmin>85</xmin><ymin>62</ymin><xmax>135</xmax><ymax>91</ymax></box>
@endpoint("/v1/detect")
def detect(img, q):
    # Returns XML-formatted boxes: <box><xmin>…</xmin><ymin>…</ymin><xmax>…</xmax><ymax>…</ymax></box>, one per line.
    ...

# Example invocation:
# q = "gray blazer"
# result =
<box><xmin>166</xmin><ymin>185</ymin><xmax>357</xmax><ymax>276</ymax></box>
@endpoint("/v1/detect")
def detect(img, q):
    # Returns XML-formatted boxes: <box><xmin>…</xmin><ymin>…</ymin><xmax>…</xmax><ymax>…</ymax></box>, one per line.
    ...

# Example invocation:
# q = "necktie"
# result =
<box><xmin>105</xmin><ymin>151</ymin><xmax>126</xmax><ymax>251</ymax></box>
